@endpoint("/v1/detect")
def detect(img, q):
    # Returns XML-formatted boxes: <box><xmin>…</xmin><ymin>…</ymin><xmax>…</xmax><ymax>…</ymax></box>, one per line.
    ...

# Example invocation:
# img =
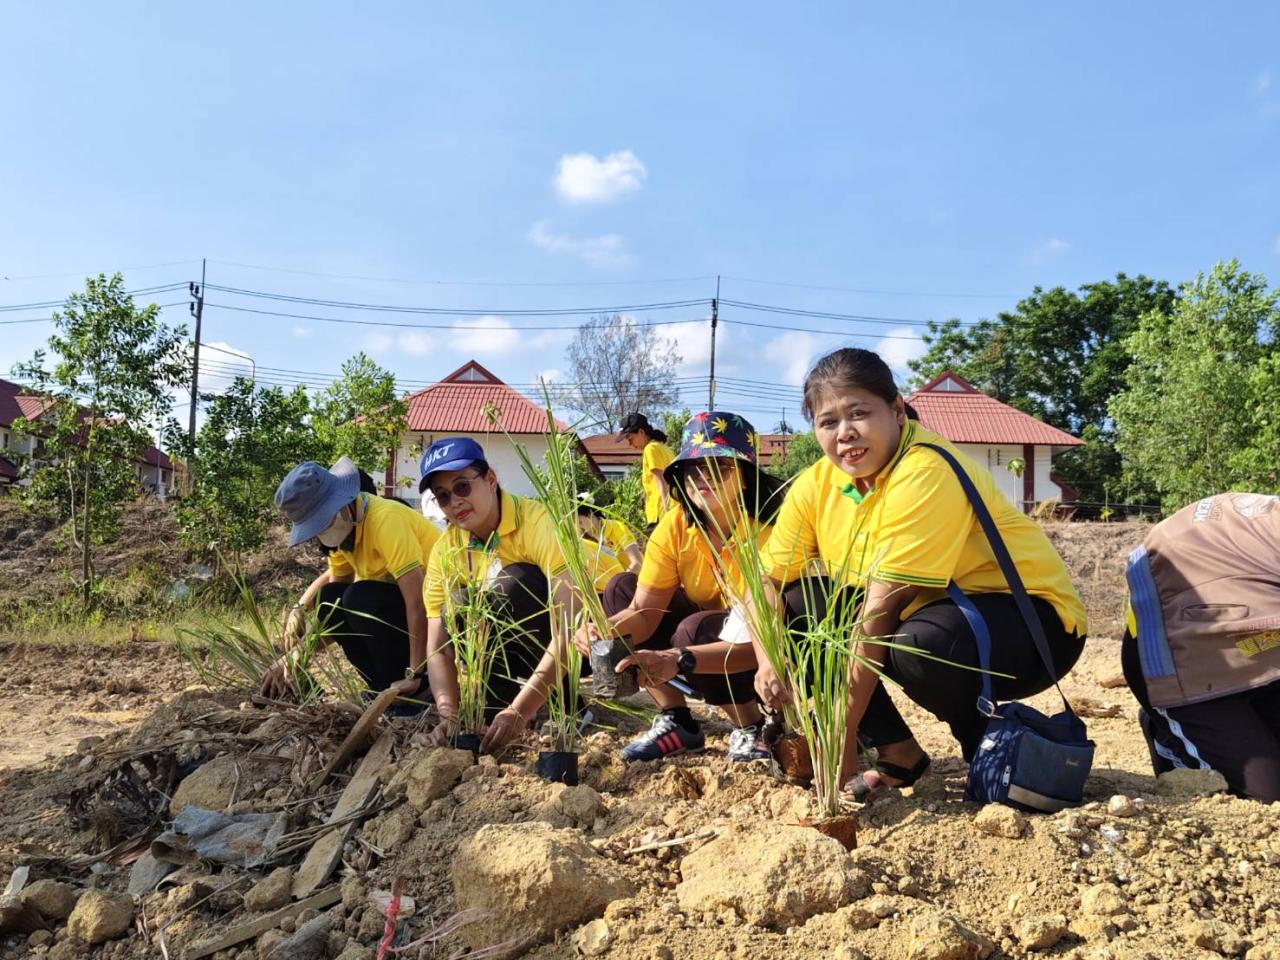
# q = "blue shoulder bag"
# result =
<box><xmin>919</xmin><ymin>443</ymin><xmax>1094</xmax><ymax>812</ymax></box>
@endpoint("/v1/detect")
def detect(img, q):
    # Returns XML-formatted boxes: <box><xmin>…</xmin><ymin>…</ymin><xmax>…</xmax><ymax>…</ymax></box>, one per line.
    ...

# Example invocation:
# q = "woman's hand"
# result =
<box><xmin>753</xmin><ymin>660</ymin><xmax>793</xmax><ymax>711</ymax></box>
<box><xmin>259</xmin><ymin>657</ymin><xmax>291</xmax><ymax>700</ymax></box>
<box><xmin>387</xmin><ymin>676</ymin><xmax>423</xmax><ymax>699</ymax></box>
<box><xmin>430</xmin><ymin>709</ymin><xmax>459</xmax><ymax>747</ymax></box>
<box><xmin>573</xmin><ymin>620</ymin><xmax>603</xmax><ymax>658</ymax></box>
<box><xmin>481</xmin><ymin>707</ymin><xmax>528</xmax><ymax>754</ymax></box>
<box><xmin>281</xmin><ymin>604</ymin><xmax>306</xmax><ymax>646</ymax></box>
<box><xmin>617</xmin><ymin>648</ymin><xmax>679</xmax><ymax>687</ymax></box>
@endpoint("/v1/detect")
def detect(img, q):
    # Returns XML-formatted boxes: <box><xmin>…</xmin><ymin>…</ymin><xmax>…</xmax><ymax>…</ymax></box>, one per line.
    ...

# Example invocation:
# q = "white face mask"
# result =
<box><xmin>317</xmin><ymin>509</ymin><xmax>355</xmax><ymax>548</ymax></box>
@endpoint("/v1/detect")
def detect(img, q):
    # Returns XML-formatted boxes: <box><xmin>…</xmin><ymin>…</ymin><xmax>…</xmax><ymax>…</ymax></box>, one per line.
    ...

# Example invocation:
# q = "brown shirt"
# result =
<box><xmin>1129</xmin><ymin>493</ymin><xmax>1280</xmax><ymax>708</ymax></box>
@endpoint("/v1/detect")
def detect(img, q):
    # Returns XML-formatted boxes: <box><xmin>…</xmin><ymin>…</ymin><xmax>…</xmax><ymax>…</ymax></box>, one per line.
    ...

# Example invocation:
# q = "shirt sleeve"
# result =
<box><xmin>367</xmin><ymin>504</ymin><xmax>425</xmax><ymax>580</ymax></box>
<box><xmin>869</xmin><ymin>450</ymin><xmax>971</xmax><ymax>588</ymax></box>
<box><xmin>604</xmin><ymin>519</ymin><xmax>637</xmax><ymax>553</ymax></box>
<box><xmin>423</xmin><ymin>538</ymin><xmax>448</xmax><ymax>618</ymax></box>
<box><xmin>636</xmin><ymin>511</ymin><xmax>682</xmax><ymax>592</ymax></box>
<box><xmin>327</xmin><ymin>551</ymin><xmax>354</xmax><ymax>580</ymax></box>
<box><xmin>758</xmin><ymin>472</ymin><xmax>819</xmax><ymax>582</ymax></box>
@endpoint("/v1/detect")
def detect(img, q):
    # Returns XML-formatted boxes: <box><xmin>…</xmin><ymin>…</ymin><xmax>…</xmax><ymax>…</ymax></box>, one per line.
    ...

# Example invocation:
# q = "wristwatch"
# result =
<box><xmin>676</xmin><ymin>649</ymin><xmax>697</xmax><ymax>675</ymax></box>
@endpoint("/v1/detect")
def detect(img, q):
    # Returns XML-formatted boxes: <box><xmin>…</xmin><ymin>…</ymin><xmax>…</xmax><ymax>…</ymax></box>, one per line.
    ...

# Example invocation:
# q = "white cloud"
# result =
<box><xmin>1254</xmin><ymin>69</ymin><xmax>1280</xmax><ymax>116</ymax></box>
<box><xmin>1273</xmin><ymin>233</ymin><xmax>1280</xmax><ymax>257</ymax></box>
<box><xmin>397</xmin><ymin>331</ymin><xmax>436</xmax><ymax>356</ymax></box>
<box><xmin>364</xmin><ymin>332</ymin><xmax>394</xmax><ymax>353</ymax></box>
<box><xmin>193</xmin><ymin>340</ymin><xmax>255</xmax><ymax>394</ymax></box>
<box><xmin>555</xmin><ymin>150</ymin><xmax>646</xmax><ymax>203</ymax></box>
<box><xmin>874</xmin><ymin>327</ymin><xmax>928</xmax><ymax>379</ymax></box>
<box><xmin>450</xmin><ymin>315</ymin><xmax>520</xmax><ymax>356</ymax></box>
<box><xmin>291</xmin><ymin>324</ymin><xmax>312</xmax><ymax>339</ymax></box>
<box><xmin>528</xmin><ymin>221</ymin><xmax>632</xmax><ymax>268</ymax></box>
<box><xmin>538</xmin><ymin>368</ymin><xmax>561</xmax><ymax>384</ymax></box>
<box><xmin>764</xmin><ymin>332</ymin><xmax>820</xmax><ymax>386</ymax></box>
<box><xmin>1025</xmin><ymin>237</ymin><xmax>1071</xmax><ymax>266</ymax></box>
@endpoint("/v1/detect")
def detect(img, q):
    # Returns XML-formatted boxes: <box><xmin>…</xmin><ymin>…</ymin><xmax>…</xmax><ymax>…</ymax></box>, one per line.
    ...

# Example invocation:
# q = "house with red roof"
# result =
<box><xmin>0</xmin><ymin>377</ymin><xmax>176</xmax><ymax>497</ymax></box>
<box><xmin>906</xmin><ymin>371</ymin><xmax>1082</xmax><ymax>511</ymax></box>
<box><xmin>385</xmin><ymin>360</ymin><xmax>598</xmax><ymax>503</ymax></box>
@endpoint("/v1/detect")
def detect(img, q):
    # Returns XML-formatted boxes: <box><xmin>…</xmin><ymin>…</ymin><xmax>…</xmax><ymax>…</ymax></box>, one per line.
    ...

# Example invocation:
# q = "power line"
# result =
<box><xmin>722</xmin><ymin>317</ymin><xmax>924</xmax><ymax>341</ymax></box>
<box><xmin>0</xmin><ymin>283</ymin><xmax>187</xmax><ymax>313</ymax></box>
<box><xmin>719</xmin><ymin>275</ymin><xmax>1017</xmax><ymax>300</ymax></box>
<box><xmin>203</xmin><ymin>283</ymin><xmax>708</xmax><ymax>317</ymax></box>
<box><xmin>0</xmin><ymin>300</ymin><xmax>188</xmax><ymax>325</ymax></box>
<box><xmin>0</xmin><ymin>261</ymin><xmax>200</xmax><ymax>282</ymax></box>
<box><xmin>720</xmin><ymin>297</ymin><xmax>983</xmax><ymax>327</ymax></box>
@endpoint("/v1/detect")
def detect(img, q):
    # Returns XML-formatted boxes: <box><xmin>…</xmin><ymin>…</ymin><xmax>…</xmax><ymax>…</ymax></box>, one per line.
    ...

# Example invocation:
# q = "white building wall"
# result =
<box><xmin>952</xmin><ymin>442</ymin><xmax>1067</xmax><ymax>510</ymax></box>
<box><xmin>390</xmin><ymin>432</ymin><xmax>554</xmax><ymax>504</ymax></box>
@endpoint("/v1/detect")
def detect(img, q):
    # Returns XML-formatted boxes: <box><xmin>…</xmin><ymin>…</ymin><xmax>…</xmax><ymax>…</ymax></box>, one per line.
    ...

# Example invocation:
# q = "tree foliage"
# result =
<box><xmin>768</xmin><ymin>432</ymin><xmax>824</xmax><ymax>480</ymax></box>
<box><xmin>561</xmin><ymin>313</ymin><xmax>682</xmax><ymax>432</ymax></box>
<box><xmin>312</xmin><ymin>352</ymin><xmax>407</xmax><ymax>471</ymax></box>
<box><xmin>12</xmin><ymin>274</ymin><xmax>188</xmax><ymax>606</ymax></box>
<box><xmin>1110</xmin><ymin>261</ymin><xmax>1280</xmax><ymax>512</ymax></box>
<box><xmin>167</xmin><ymin>378</ymin><xmax>319</xmax><ymax>562</ymax></box>
<box><xmin>909</xmin><ymin>273</ymin><xmax>1176</xmax><ymax>502</ymax></box>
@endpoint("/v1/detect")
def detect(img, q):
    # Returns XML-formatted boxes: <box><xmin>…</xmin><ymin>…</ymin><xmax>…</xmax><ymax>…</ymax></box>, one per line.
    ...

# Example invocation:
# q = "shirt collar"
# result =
<box><xmin>468</xmin><ymin>489</ymin><xmax>518</xmax><ymax>548</ymax></box>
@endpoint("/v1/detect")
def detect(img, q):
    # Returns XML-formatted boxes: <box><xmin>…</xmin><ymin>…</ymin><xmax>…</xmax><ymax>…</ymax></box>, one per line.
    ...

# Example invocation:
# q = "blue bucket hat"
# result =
<box><xmin>275</xmin><ymin>456</ymin><xmax>361</xmax><ymax>547</ymax></box>
<box><xmin>418</xmin><ymin>437</ymin><xmax>488</xmax><ymax>493</ymax></box>
<box><xmin>663</xmin><ymin>411</ymin><xmax>785</xmax><ymax>522</ymax></box>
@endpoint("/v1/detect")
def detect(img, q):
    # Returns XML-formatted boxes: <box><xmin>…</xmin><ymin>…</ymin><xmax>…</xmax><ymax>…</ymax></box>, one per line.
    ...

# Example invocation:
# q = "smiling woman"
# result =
<box><xmin>751</xmin><ymin>347</ymin><xmax>1088</xmax><ymax>799</ymax></box>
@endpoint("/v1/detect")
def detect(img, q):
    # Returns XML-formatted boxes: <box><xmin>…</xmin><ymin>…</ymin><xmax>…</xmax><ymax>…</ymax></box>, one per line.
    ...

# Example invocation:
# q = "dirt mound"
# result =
<box><xmin>0</xmin><ymin>497</ymin><xmax>321</xmax><ymax>625</ymax></box>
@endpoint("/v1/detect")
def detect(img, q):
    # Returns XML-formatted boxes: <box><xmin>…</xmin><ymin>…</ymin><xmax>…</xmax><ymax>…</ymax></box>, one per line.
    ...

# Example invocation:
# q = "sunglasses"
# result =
<box><xmin>685</xmin><ymin>459</ymin><xmax>737</xmax><ymax>482</ymax></box>
<box><xmin>430</xmin><ymin>472</ymin><xmax>485</xmax><ymax>507</ymax></box>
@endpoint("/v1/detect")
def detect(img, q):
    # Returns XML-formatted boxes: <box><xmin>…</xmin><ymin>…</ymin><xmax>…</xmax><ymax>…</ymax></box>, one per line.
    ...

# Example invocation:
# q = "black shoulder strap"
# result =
<box><xmin>917</xmin><ymin>442</ymin><xmax>1073</xmax><ymax>712</ymax></box>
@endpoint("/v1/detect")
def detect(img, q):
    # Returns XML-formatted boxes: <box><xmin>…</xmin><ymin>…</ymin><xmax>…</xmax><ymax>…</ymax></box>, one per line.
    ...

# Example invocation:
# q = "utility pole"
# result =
<box><xmin>708</xmin><ymin>275</ymin><xmax>720</xmax><ymax>409</ymax></box>
<box><xmin>187</xmin><ymin>258</ymin><xmax>206</xmax><ymax>444</ymax></box>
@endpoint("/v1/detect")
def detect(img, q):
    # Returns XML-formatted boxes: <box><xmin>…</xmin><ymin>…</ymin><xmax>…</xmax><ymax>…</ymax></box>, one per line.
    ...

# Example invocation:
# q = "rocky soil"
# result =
<box><xmin>1</xmin><ymin>520</ymin><xmax>1278</xmax><ymax>960</ymax></box>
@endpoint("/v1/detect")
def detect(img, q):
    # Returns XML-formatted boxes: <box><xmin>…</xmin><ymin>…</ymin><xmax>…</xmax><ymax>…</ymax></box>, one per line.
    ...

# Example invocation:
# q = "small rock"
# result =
<box><xmin>20</xmin><ymin>880</ymin><xmax>78</xmax><ymax>921</ymax></box>
<box><xmin>1081</xmin><ymin>883</ymin><xmax>1129</xmax><ymax>917</ymax></box>
<box><xmin>906</xmin><ymin>910</ymin><xmax>995</xmax><ymax>959</ymax></box>
<box><xmin>1155</xmin><ymin>768</ymin><xmax>1228</xmax><ymax>797</ymax></box>
<box><xmin>974</xmin><ymin>805</ymin><xmax>1027</xmax><ymax>839</ymax></box>
<box><xmin>652</xmin><ymin>947</ymin><xmax>674</xmax><ymax>960</ymax></box>
<box><xmin>26</xmin><ymin>930</ymin><xmax>54</xmax><ymax>948</ymax></box>
<box><xmin>406</xmin><ymin>748</ymin><xmax>474</xmax><ymax>811</ymax></box>
<box><xmin>169</xmin><ymin>754</ymin><xmax>253</xmax><ymax>815</ymax></box>
<box><xmin>243</xmin><ymin>867</ymin><xmax>294</xmax><ymax>913</ymax></box>
<box><xmin>340</xmin><ymin>876</ymin><xmax>366</xmax><ymax>912</ymax></box>
<box><xmin>66</xmin><ymin>890</ymin><xmax>134</xmax><ymax>946</ymax></box>
<box><xmin>257</xmin><ymin>930</ymin><xmax>287</xmax><ymax>960</ymax></box>
<box><xmin>575</xmin><ymin>918</ymin><xmax>612</xmax><ymax>956</ymax></box>
<box><xmin>1016</xmin><ymin>915</ymin><xmax>1068</xmax><ymax>951</ymax></box>
<box><xmin>898</xmin><ymin>876</ymin><xmax>921</xmax><ymax>896</ymax></box>
<box><xmin>1097</xmin><ymin>669</ymin><xmax>1127</xmax><ymax>689</ymax></box>
<box><xmin>530</xmin><ymin>784</ymin><xmax>607</xmax><ymax>829</ymax></box>
<box><xmin>1107</xmin><ymin>795</ymin><xmax>1137</xmax><ymax>818</ymax></box>
<box><xmin>334</xmin><ymin>943</ymin><xmax>373</xmax><ymax>960</ymax></box>
<box><xmin>373</xmin><ymin>805</ymin><xmax>416</xmax><ymax>851</ymax></box>
<box><xmin>1185</xmin><ymin>919</ymin><xmax>1245</xmax><ymax>956</ymax></box>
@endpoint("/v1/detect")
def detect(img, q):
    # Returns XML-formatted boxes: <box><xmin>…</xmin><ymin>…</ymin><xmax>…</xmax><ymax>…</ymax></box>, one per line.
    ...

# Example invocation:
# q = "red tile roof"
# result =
<box><xmin>906</xmin><ymin>372</ymin><xmax>1082</xmax><ymax>447</ymax></box>
<box><xmin>403</xmin><ymin>360</ymin><xmax>569</xmax><ymax>434</ymax></box>
<box><xmin>0</xmin><ymin>378</ymin><xmax>54</xmax><ymax>427</ymax></box>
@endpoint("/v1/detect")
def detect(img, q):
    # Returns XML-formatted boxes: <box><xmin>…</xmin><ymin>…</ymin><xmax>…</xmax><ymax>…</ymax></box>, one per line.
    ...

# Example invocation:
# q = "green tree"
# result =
<box><xmin>909</xmin><ymin>274</ymin><xmax>1176</xmax><ymax>502</ymax></box>
<box><xmin>561</xmin><ymin>313</ymin><xmax>682</xmax><ymax>431</ymax></box>
<box><xmin>12</xmin><ymin>275</ymin><xmax>188</xmax><ymax>606</ymax></box>
<box><xmin>312</xmin><ymin>352</ymin><xmax>407</xmax><ymax>472</ymax></box>
<box><xmin>167</xmin><ymin>378</ymin><xmax>318</xmax><ymax>562</ymax></box>
<box><xmin>1110</xmin><ymin>261</ymin><xmax>1280</xmax><ymax>512</ymax></box>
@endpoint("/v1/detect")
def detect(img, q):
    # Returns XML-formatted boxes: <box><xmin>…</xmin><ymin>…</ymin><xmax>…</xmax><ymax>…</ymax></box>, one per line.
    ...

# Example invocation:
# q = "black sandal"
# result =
<box><xmin>846</xmin><ymin>751</ymin><xmax>931</xmax><ymax>801</ymax></box>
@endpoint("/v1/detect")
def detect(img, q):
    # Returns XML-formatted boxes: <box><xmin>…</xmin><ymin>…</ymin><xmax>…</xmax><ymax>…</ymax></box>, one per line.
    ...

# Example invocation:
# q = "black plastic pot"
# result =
<box><xmin>589</xmin><ymin>640</ymin><xmax>638</xmax><ymax>699</ymax></box>
<box><xmin>535</xmin><ymin>750</ymin><xmax>579</xmax><ymax>785</ymax></box>
<box><xmin>451</xmin><ymin>733</ymin><xmax>482</xmax><ymax>755</ymax></box>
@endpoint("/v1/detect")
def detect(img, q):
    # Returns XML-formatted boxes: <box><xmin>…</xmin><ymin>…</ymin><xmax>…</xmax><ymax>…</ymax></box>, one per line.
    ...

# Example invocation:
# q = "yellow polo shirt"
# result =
<box><xmin>599</xmin><ymin>518</ymin><xmax>639</xmax><ymax>558</ymax></box>
<box><xmin>424</xmin><ymin>490</ymin><xmax>622</xmax><ymax>618</ymax></box>
<box><xmin>327</xmin><ymin>493</ymin><xmax>441</xmax><ymax>583</ymax></box>
<box><xmin>641</xmin><ymin>440</ymin><xmax>675</xmax><ymax>524</ymax></box>
<box><xmin>759</xmin><ymin>423</ymin><xmax>1086</xmax><ymax>635</ymax></box>
<box><xmin>638</xmin><ymin>505</ymin><xmax>773</xmax><ymax>610</ymax></box>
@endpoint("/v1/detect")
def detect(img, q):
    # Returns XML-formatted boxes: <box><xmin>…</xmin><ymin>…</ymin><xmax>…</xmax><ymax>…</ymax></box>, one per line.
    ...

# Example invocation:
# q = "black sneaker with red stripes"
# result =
<box><xmin>621</xmin><ymin>710</ymin><xmax>706</xmax><ymax>761</ymax></box>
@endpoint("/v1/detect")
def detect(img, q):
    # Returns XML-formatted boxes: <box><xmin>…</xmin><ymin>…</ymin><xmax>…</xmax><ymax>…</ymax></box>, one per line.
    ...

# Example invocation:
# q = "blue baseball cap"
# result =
<box><xmin>275</xmin><ymin>456</ymin><xmax>361</xmax><ymax>547</ymax></box>
<box><xmin>418</xmin><ymin>437</ymin><xmax>487</xmax><ymax>493</ymax></box>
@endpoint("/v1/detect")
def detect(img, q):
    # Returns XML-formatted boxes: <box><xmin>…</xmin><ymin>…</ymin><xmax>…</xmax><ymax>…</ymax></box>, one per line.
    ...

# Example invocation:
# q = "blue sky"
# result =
<box><xmin>2</xmin><ymin>2</ymin><xmax>1278</xmax><ymax>432</ymax></box>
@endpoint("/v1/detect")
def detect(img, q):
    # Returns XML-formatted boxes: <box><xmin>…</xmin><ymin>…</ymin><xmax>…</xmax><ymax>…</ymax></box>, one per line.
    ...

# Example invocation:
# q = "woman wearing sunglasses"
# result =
<box><xmin>419</xmin><ymin>437</ymin><xmax>622</xmax><ymax>753</ymax></box>
<box><xmin>575</xmin><ymin>412</ymin><xmax>784</xmax><ymax>763</ymax></box>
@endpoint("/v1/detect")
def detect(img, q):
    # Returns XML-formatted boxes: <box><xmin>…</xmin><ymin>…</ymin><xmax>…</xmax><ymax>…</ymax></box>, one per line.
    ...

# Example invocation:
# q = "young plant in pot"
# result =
<box><xmin>446</xmin><ymin>572</ymin><xmax>503</xmax><ymax>755</ymax></box>
<box><xmin>509</xmin><ymin>400</ymin><xmax>618</xmax><ymax>785</ymax></box>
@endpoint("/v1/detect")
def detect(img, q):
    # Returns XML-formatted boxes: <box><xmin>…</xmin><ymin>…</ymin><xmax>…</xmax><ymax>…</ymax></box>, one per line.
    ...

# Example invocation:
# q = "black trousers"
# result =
<box><xmin>445</xmin><ymin>563</ymin><xmax>553</xmax><ymax>716</ymax></box>
<box><xmin>794</xmin><ymin>580</ymin><xmax>1084</xmax><ymax>761</ymax></box>
<box><xmin>603</xmin><ymin>572</ymin><xmax>757</xmax><ymax>707</ymax></box>
<box><xmin>1122</xmin><ymin>631</ymin><xmax>1280</xmax><ymax>803</ymax></box>
<box><xmin>318</xmin><ymin>579</ymin><xmax>415</xmax><ymax>693</ymax></box>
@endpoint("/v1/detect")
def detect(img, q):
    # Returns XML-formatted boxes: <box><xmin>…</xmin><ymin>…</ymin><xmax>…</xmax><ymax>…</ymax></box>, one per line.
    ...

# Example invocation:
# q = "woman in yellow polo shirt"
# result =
<box><xmin>752</xmin><ymin>348</ymin><xmax>1087</xmax><ymax>798</ymax></box>
<box><xmin>576</xmin><ymin>501</ymin><xmax>643</xmax><ymax>573</ymax></box>
<box><xmin>418</xmin><ymin>437</ymin><xmax>622</xmax><ymax>754</ymax></box>
<box><xmin>620</xmin><ymin>413</ymin><xmax>674</xmax><ymax>532</ymax></box>
<box><xmin>576</xmin><ymin>411</ymin><xmax>784</xmax><ymax>763</ymax></box>
<box><xmin>265</xmin><ymin>457</ymin><xmax>441</xmax><ymax>715</ymax></box>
